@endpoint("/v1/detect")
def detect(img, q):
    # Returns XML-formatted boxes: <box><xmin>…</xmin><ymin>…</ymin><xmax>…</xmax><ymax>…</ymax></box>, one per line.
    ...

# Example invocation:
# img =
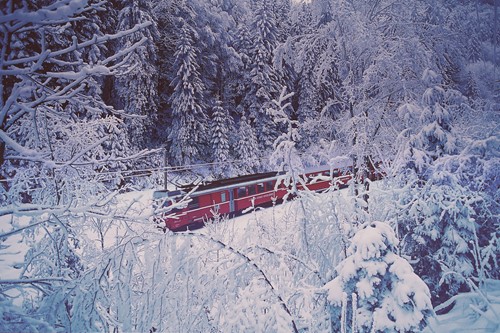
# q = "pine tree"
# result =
<box><xmin>325</xmin><ymin>222</ymin><xmax>433</xmax><ymax>333</ymax></box>
<box><xmin>392</xmin><ymin>69</ymin><xmax>490</xmax><ymax>304</ymax></box>
<box><xmin>465</xmin><ymin>70</ymin><xmax>479</xmax><ymax>100</ymax></box>
<box><xmin>168</xmin><ymin>18</ymin><xmax>208</xmax><ymax>166</ymax></box>
<box><xmin>245</xmin><ymin>0</ymin><xmax>282</xmax><ymax>152</ymax></box>
<box><xmin>236</xmin><ymin>116</ymin><xmax>260</xmax><ymax>173</ymax></box>
<box><xmin>233</xmin><ymin>22</ymin><xmax>253</xmax><ymax>116</ymax></box>
<box><xmin>210</xmin><ymin>100</ymin><xmax>232</xmax><ymax>177</ymax></box>
<box><xmin>113</xmin><ymin>0</ymin><xmax>160</xmax><ymax>149</ymax></box>
<box><xmin>468</xmin><ymin>34</ymin><xmax>482</xmax><ymax>63</ymax></box>
<box><xmin>272</xmin><ymin>0</ymin><xmax>292</xmax><ymax>42</ymax></box>
<box><xmin>397</xmin><ymin>69</ymin><xmax>458</xmax><ymax>174</ymax></box>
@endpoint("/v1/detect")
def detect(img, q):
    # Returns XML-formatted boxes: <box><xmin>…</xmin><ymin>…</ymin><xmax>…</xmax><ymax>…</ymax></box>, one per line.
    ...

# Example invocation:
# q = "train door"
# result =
<box><xmin>229</xmin><ymin>189</ymin><xmax>235</xmax><ymax>212</ymax></box>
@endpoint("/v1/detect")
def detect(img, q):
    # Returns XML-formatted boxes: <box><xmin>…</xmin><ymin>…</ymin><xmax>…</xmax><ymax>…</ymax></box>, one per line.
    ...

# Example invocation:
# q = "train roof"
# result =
<box><xmin>154</xmin><ymin>164</ymin><xmax>349</xmax><ymax>199</ymax></box>
<box><xmin>180</xmin><ymin>170</ymin><xmax>285</xmax><ymax>193</ymax></box>
<box><xmin>153</xmin><ymin>171</ymin><xmax>285</xmax><ymax>199</ymax></box>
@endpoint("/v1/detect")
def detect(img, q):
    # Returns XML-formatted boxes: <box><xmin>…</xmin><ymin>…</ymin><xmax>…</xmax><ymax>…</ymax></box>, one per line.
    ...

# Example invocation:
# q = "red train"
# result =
<box><xmin>154</xmin><ymin>164</ymin><xmax>382</xmax><ymax>232</ymax></box>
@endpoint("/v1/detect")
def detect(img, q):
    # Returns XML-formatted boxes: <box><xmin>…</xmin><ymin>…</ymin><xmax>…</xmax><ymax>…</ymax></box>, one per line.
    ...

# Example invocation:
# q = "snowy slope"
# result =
<box><xmin>135</xmin><ymin>185</ymin><xmax>499</xmax><ymax>333</ymax></box>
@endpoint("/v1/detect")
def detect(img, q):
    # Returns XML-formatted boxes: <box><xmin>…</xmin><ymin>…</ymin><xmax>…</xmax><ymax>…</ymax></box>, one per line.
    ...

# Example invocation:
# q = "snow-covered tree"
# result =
<box><xmin>0</xmin><ymin>294</ymin><xmax>54</xmax><ymax>333</ymax></box>
<box><xmin>269</xmin><ymin>87</ymin><xmax>302</xmax><ymax>180</ymax></box>
<box><xmin>112</xmin><ymin>0</ymin><xmax>160</xmax><ymax>149</ymax></box>
<box><xmin>325</xmin><ymin>221</ymin><xmax>433</xmax><ymax>333</ymax></box>
<box><xmin>167</xmin><ymin>18</ymin><xmax>208</xmax><ymax>166</ymax></box>
<box><xmin>236</xmin><ymin>116</ymin><xmax>260</xmax><ymax>173</ymax></box>
<box><xmin>244</xmin><ymin>0</ymin><xmax>282</xmax><ymax>152</ymax></box>
<box><xmin>395</xmin><ymin>69</ymin><xmax>458</xmax><ymax>174</ymax></box>
<box><xmin>210</xmin><ymin>100</ymin><xmax>232</xmax><ymax>177</ymax></box>
<box><xmin>465</xmin><ymin>70</ymin><xmax>480</xmax><ymax>100</ymax></box>
<box><xmin>0</xmin><ymin>0</ymin><xmax>153</xmax><ymax>329</ymax></box>
<box><xmin>233</xmin><ymin>22</ymin><xmax>253</xmax><ymax>110</ymax></box>
<box><xmin>391</xmin><ymin>68</ymin><xmax>499</xmax><ymax>303</ymax></box>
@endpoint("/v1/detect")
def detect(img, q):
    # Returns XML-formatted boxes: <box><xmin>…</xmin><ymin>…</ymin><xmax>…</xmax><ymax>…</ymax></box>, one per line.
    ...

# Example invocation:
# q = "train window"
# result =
<box><xmin>248</xmin><ymin>185</ymin><xmax>256</xmax><ymax>196</ymax></box>
<box><xmin>188</xmin><ymin>196</ymin><xmax>199</xmax><ymax>209</ymax></box>
<box><xmin>221</xmin><ymin>192</ymin><xmax>226</xmax><ymax>202</ymax></box>
<box><xmin>265</xmin><ymin>180</ymin><xmax>275</xmax><ymax>191</ymax></box>
<box><xmin>237</xmin><ymin>187</ymin><xmax>246</xmax><ymax>198</ymax></box>
<box><xmin>257</xmin><ymin>183</ymin><xmax>265</xmax><ymax>193</ymax></box>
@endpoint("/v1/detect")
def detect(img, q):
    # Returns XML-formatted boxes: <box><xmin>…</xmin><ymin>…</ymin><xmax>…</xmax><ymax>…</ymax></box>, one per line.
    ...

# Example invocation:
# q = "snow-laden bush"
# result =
<box><xmin>325</xmin><ymin>221</ymin><xmax>433</xmax><ymax>333</ymax></box>
<box><xmin>391</xmin><ymin>69</ymin><xmax>499</xmax><ymax>304</ymax></box>
<box><xmin>0</xmin><ymin>294</ymin><xmax>54</xmax><ymax>333</ymax></box>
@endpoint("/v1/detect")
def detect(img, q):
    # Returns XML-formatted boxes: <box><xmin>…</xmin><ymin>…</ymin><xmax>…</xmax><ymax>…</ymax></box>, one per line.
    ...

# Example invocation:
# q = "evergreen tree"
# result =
<box><xmin>233</xmin><ymin>22</ymin><xmax>253</xmax><ymax>116</ymax></box>
<box><xmin>245</xmin><ymin>0</ymin><xmax>282</xmax><ymax>152</ymax></box>
<box><xmin>153</xmin><ymin>0</ymin><xmax>178</xmax><ymax>137</ymax></box>
<box><xmin>236</xmin><ymin>116</ymin><xmax>260</xmax><ymax>173</ymax></box>
<box><xmin>113</xmin><ymin>0</ymin><xmax>160</xmax><ymax>149</ymax></box>
<box><xmin>168</xmin><ymin>18</ymin><xmax>208</xmax><ymax>166</ymax></box>
<box><xmin>271</xmin><ymin>0</ymin><xmax>292</xmax><ymax>42</ymax></box>
<box><xmin>468</xmin><ymin>34</ymin><xmax>482</xmax><ymax>63</ymax></box>
<box><xmin>465</xmin><ymin>70</ymin><xmax>480</xmax><ymax>100</ymax></box>
<box><xmin>391</xmin><ymin>69</ymin><xmax>495</xmax><ymax>304</ymax></box>
<box><xmin>415</xmin><ymin>69</ymin><xmax>458</xmax><ymax>169</ymax></box>
<box><xmin>325</xmin><ymin>222</ymin><xmax>433</xmax><ymax>333</ymax></box>
<box><xmin>210</xmin><ymin>100</ymin><xmax>232</xmax><ymax>177</ymax></box>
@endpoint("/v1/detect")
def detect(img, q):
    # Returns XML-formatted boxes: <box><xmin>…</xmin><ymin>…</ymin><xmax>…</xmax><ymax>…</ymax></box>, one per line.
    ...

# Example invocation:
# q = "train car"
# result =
<box><xmin>154</xmin><ymin>171</ymin><xmax>287</xmax><ymax>231</ymax></box>
<box><xmin>154</xmin><ymin>163</ymin><xmax>382</xmax><ymax>232</ymax></box>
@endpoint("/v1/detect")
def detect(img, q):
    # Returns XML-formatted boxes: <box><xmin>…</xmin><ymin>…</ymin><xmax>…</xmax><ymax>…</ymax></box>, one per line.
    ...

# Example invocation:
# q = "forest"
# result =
<box><xmin>0</xmin><ymin>0</ymin><xmax>499</xmax><ymax>332</ymax></box>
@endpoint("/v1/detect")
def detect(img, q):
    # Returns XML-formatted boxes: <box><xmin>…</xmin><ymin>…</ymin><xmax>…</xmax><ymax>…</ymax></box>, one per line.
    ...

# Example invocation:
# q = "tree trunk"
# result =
<box><xmin>0</xmin><ymin>1</ymin><xmax>13</xmax><ymax>192</ymax></box>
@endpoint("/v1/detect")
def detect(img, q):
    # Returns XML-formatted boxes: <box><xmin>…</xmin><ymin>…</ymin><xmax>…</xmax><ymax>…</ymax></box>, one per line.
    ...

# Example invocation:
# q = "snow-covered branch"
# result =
<box><xmin>3</xmin><ymin>22</ymin><xmax>152</xmax><ymax>68</ymax></box>
<box><xmin>0</xmin><ymin>277</ymin><xmax>71</xmax><ymax>284</ymax></box>
<box><xmin>180</xmin><ymin>232</ymin><xmax>300</xmax><ymax>333</ymax></box>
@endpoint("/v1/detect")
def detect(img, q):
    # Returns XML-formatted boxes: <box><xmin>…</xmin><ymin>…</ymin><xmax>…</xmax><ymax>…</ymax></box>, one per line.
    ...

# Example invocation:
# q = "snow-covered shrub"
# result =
<box><xmin>325</xmin><ymin>221</ymin><xmax>433</xmax><ymax>333</ymax></box>
<box><xmin>390</xmin><ymin>68</ymin><xmax>499</xmax><ymax>304</ymax></box>
<box><xmin>0</xmin><ymin>0</ymin><xmax>155</xmax><ymax>330</ymax></box>
<box><xmin>0</xmin><ymin>295</ymin><xmax>54</xmax><ymax>333</ymax></box>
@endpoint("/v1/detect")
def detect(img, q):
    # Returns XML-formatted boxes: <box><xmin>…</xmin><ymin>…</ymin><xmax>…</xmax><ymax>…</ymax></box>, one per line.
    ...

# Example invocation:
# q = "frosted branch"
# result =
<box><xmin>0</xmin><ymin>277</ymin><xmax>70</xmax><ymax>284</ymax></box>
<box><xmin>179</xmin><ymin>232</ymin><xmax>300</xmax><ymax>333</ymax></box>
<box><xmin>3</xmin><ymin>22</ymin><xmax>152</xmax><ymax>68</ymax></box>
<box><xmin>0</xmin><ymin>129</ymin><xmax>47</xmax><ymax>160</ymax></box>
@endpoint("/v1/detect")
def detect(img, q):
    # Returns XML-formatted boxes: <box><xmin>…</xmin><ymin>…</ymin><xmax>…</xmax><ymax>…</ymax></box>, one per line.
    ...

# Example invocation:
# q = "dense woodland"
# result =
<box><xmin>0</xmin><ymin>0</ymin><xmax>499</xmax><ymax>332</ymax></box>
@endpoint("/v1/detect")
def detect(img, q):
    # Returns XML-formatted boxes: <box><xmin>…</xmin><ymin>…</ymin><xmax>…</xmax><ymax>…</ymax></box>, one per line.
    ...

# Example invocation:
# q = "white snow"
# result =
<box><xmin>1</xmin><ymin>183</ymin><xmax>498</xmax><ymax>332</ymax></box>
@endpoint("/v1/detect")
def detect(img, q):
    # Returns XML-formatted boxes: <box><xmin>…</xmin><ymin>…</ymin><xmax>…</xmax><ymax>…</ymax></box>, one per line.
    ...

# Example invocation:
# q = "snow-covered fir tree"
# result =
<box><xmin>112</xmin><ymin>0</ymin><xmax>160</xmax><ymax>149</ymax></box>
<box><xmin>395</xmin><ymin>69</ymin><xmax>458</xmax><ymax>173</ymax></box>
<box><xmin>465</xmin><ymin>70</ymin><xmax>480</xmax><ymax>100</ymax></box>
<box><xmin>391</xmin><ymin>69</ymin><xmax>497</xmax><ymax>303</ymax></box>
<box><xmin>325</xmin><ymin>222</ymin><xmax>433</xmax><ymax>333</ymax></box>
<box><xmin>236</xmin><ymin>116</ymin><xmax>260</xmax><ymax>173</ymax></box>
<box><xmin>167</xmin><ymin>18</ymin><xmax>208</xmax><ymax>166</ymax></box>
<box><xmin>245</xmin><ymin>0</ymin><xmax>282</xmax><ymax>152</ymax></box>
<box><xmin>210</xmin><ymin>100</ymin><xmax>232</xmax><ymax>177</ymax></box>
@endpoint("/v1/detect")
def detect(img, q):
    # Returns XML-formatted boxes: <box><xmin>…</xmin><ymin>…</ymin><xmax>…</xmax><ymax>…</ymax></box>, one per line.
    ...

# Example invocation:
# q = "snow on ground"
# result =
<box><xmin>112</xmin><ymin>185</ymin><xmax>500</xmax><ymax>332</ymax></box>
<box><xmin>424</xmin><ymin>280</ymin><xmax>500</xmax><ymax>333</ymax></box>
<box><xmin>197</xmin><ymin>194</ymin><xmax>500</xmax><ymax>332</ymax></box>
<box><xmin>1</xmin><ymin>184</ymin><xmax>498</xmax><ymax>332</ymax></box>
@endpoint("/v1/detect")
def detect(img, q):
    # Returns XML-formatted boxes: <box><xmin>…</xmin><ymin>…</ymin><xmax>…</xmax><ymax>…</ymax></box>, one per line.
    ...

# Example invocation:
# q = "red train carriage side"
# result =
<box><xmin>154</xmin><ymin>172</ymin><xmax>289</xmax><ymax>231</ymax></box>
<box><xmin>154</xmin><ymin>164</ymin><xmax>383</xmax><ymax>232</ymax></box>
